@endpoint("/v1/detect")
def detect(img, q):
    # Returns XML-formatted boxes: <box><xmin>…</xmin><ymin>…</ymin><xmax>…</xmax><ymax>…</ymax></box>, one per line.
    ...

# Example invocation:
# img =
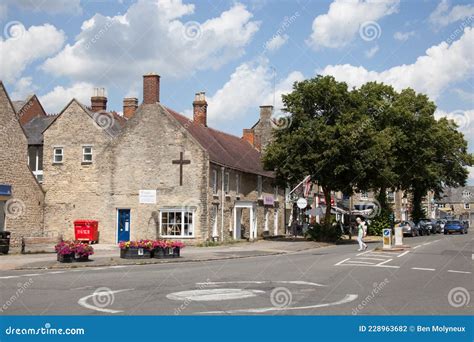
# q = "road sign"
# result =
<box><xmin>383</xmin><ymin>228</ymin><xmax>391</xmax><ymax>249</ymax></box>
<box><xmin>297</xmin><ymin>197</ymin><xmax>308</xmax><ymax>209</ymax></box>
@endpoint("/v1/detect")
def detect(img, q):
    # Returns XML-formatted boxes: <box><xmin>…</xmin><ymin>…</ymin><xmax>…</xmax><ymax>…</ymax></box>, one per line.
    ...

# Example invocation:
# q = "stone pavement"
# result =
<box><xmin>0</xmin><ymin>239</ymin><xmax>331</xmax><ymax>271</ymax></box>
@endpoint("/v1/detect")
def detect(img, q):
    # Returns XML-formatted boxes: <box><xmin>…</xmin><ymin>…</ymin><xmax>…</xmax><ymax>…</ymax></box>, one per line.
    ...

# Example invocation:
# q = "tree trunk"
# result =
<box><xmin>322</xmin><ymin>186</ymin><xmax>332</xmax><ymax>228</ymax></box>
<box><xmin>411</xmin><ymin>188</ymin><xmax>425</xmax><ymax>224</ymax></box>
<box><xmin>376</xmin><ymin>187</ymin><xmax>388</xmax><ymax>213</ymax></box>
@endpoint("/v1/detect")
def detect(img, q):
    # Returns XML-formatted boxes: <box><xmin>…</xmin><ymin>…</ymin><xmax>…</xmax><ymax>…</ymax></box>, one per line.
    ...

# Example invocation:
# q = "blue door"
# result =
<box><xmin>117</xmin><ymin>209</ymin><xmax>130</xmax><ymax>242</ymax></box>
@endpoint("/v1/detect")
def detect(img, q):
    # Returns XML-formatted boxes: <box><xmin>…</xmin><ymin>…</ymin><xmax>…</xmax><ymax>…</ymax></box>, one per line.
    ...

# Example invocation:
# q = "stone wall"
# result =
<box><xmin>0</xmin><ymin>83</ymin><xmax>44</xmax><ymax>251</ymax></box>
<box><xmin>109</xmin><ymin>103</ymin><xmax>209</xmax><ymax>243</ymax></box>
<box><xmin>42</xmin><ymin>100</ymin><xmax>114</xmax><ymax>241</ymax></box>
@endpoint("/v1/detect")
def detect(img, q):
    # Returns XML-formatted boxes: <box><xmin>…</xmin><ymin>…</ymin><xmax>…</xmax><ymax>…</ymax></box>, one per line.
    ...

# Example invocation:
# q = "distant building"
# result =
<box><xmin>436</xmin><ymin>186</ymin><xmax>474</xmax><ymax>226</ymax></box>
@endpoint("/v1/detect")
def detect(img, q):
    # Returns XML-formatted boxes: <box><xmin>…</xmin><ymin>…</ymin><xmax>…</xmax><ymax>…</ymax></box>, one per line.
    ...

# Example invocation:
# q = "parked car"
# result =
<box><xmin>398</xmin><ymin>221</ymin><xmax>418</xmax><ymax>237</ymax></box>
<box><xmin>436</xmin><ymin>219</ymin><xmax>446</xmax><ymax>233</ymax></box>
<box><xmin>416</xmin><ymin>219</ymin><xmax>431</xmax><ymax>236</ymax></box>
<box><xmin>444</xmin><ymin>220</ymin><xmax>468</xmax><ymax>234</ymax></box>
<box><xmin>418</xmin><ymin>219</ymin><xmax>441</xmax><ymax>234</ymax></box>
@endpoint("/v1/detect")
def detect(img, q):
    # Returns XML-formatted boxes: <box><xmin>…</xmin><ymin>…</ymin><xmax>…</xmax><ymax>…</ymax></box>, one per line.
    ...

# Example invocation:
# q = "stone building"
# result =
<box><xmin>436</xmin><ymin>186</ymin><xmax>474</xmax><ymax>226</ymax></box>
<box><xmin>243</xmin><ymin>105</ymin><xmax>274</xmax><ymax>151</ymax></box>
<box><xmin>0</xmin><ymin>82</ymin><xmax>45</xmax><ymax>249</ymax></box>
<box><xmin>40</xmin><ymin>74</ymin><xmax>284</xmax><ymax>244</ymax></box>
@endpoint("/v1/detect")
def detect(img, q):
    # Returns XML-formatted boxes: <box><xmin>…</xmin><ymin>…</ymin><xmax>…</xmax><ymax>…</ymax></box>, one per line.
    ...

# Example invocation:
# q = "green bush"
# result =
<box><xmin>368</xmin><ymin>213</ymin><xmax>392</xmax><ymax>236</ymax></box>
<box><xmin>305</xmin><ymin>223</ymin><xmax>342</xmax><ymax>243</ymax></box>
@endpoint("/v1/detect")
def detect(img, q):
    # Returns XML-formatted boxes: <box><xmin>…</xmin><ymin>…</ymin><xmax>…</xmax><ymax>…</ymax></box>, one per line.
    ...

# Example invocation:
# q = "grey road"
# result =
<box><xmin>0</xmin><ymin>234</ymin><xmax>472</xmax><ymax>315</ymax></box>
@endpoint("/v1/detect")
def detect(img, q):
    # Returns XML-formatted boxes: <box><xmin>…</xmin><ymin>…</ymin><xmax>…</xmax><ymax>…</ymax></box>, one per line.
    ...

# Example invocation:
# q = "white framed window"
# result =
<box><xmin>28</xmin><ymin>146</ymin><xmax>43</xmax><ymax>183</ymax></box>
<box><xmin>212</xmin><ymin>169</ymin><xmax>218</xmax><ymax>194</ymax></box>
<box><xmin>160</xmin><ymin>209</ymin><xmax>194</xmax><ymax>237</ymax></box>
<box><xmin>360</xmin><ymin>191</ymin><xmax>369</xmax><ymax>200</ymax></box>
<box><xmin>236</xmin><ymin>174</ymin><xmax>241</xmax><ymax>196</ymax></box>
<box><xmin>53</xmin><ymin>147</ymin><xmax>63</xmax><ymax>164</ymax></box>
<box><xmin>257</xmin><ymin>175</ymin><xmax>262</xmax><ymax>197</ymax></box>
<box><xmin>387</xmin><ymin>191</ymin><xmax>395</xmax><ymax>203</ymax></box>
<box><xmin>438</xmin><ymin>203</ymin><xmax>445</xmax><ymax>208</ymax></box>
<box><xmin>224</xmin><ymin>172</ymin><xmax>230</xmax><ymax>194</ymax></box>
<box><xmin>82</xmin><ymin>146</ymin><xmax>93</xmax><ymax>163</ymax></box>
<box><xmin>465</xmin><ymin>203</ymin><xmax>470</xmax><ymax>209</ymax></box>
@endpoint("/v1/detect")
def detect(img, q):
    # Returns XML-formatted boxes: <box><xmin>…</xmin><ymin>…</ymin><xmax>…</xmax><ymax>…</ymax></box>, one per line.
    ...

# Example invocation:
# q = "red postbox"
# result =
<box><xmin>74</xmin><ymin>220</ymin><xmax>99</xmax><ymax>243</ymax></box>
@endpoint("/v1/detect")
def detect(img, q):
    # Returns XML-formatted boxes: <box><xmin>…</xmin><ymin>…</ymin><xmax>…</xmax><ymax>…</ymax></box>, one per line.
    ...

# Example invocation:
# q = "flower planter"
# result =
<box><xmin>154</xmin><ymin>247</ymin><xmax>180</xmax><ymax>258</ymax></box>
<box><xmin>153</xmin><ymin>247</ymin><xmax>165</xmax><ymax>259</ymax></box>
<box><xmin>120</xmin><ymin>248</ymin><xmax>152</xmax><ymax>259</ymax></box>
<box><xmin>57</xmin><ymin>253</ymin><xmax>75</xmax><ymax>263</ymax></box>
<box><xmin>75</xmin><ymin>255</ymin><xmax>90</xmax><ymax>262</ymax></box>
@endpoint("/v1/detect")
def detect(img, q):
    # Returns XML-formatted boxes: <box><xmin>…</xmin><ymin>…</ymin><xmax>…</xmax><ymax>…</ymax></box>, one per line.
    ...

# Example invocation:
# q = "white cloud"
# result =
<box><xmin>319</xmin><ymin>27</ymin><xmax>474</xmax><ymax>100</ymax></box>
<box><xmin>39</xmin><ymin>82</ymin><xmax>94</xmax><ymax>114</ymax></box>
<box><xmin>308</xmin><ymin>0</ymin><xmax>399</xmax><ymax>49</ymax></box>
<box><xmin>0</xmin><ymin>23</ymin><xmax>65</xmax><ymax>83</ymax></box>
<box><xmin>429</xmin><ymin>0</ymin><xmax>474</xmax><ymax>27</ymax></box>
<box><xmin>364</xmin><ymin>45</ymin><xmax>379</xmax><ymax>58</ymax></box>
<box><xmin>11</xmin><ymin>77</ymin><xmax>37</xmax><ymax>100</ymax></box>
<box><xmin>393</xmin><ymin>30</ymin><xmax>415</xmax><ymax>41</ymax></box>
<box><xmin>41</xmin><ymin>0</ymin><xmax>260</xmax><ymax>93</ymax></box>
<box><xmin>205</xmin><ymin>59</ymin><xmax>304</xmax><ymax>125</ymax></box>
<box><xmin>265</xmin><ymin>34</ymin><xmax>289</xmax><ymax>52</ymax></box>
<box><xmin>451</xmin><ymin>88</ymin><xmax>473</xmax><ymax>102</ymax></box>
<box><xmin>1</xmin><ymin>0</ymin><xmax>82</xmax><ymax>18</ymax></box>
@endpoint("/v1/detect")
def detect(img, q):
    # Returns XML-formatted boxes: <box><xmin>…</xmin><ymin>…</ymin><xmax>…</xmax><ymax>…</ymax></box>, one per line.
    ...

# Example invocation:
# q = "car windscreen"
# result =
<box><xmin>446</xmin><ymin>221</ymin><xmax>461</xmax><ymax>224</ymax></box>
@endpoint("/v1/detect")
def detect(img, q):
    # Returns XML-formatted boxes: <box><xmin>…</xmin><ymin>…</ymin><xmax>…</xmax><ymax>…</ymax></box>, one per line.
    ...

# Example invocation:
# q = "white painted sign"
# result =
<box><xmin>139</xmin><ymin>190</ymin><xmax>156</xmax><ymax>204</ymax></box>
<box><xmin>297</xmin><ymin>197</ymin><xmax>308</xmax><ymax>209</ymax></box>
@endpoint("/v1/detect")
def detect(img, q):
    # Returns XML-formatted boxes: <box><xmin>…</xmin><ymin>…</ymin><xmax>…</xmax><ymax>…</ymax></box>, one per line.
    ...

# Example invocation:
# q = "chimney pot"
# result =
<box><xmin>193</xmin><ymin>91</ymin><xmax>207</xmax><ymax>126</ymax></box>
<box><xmin>143</xmin><ymin>73</ymin><xmax>160</xmax><ymax>104</ymax></box>
<box><xmin>91</xmin><ymin>87</ymin><xmax>107</xmax><ymax>112</ymax></box>
<box><xmin>123</xmin><ymin>97</ymin><xmax>138</xmax><ymax>119</ymax></box>
<box><xmin>242</xmin><ymin>128</ymin><xmax>255</xmax><ymax>146</ymax></box>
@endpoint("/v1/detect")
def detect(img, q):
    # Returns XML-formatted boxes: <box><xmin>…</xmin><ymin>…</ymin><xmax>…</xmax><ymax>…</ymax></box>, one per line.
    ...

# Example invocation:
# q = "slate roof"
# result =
<box><xmin>165</xmin><ymin>107</ymin><xmax>273</xmax><ymax>177</ymax></box>
<box><xmin>22</xmin><ymin>115</ymin><xmax>58</xmax><ymax>145</ymax></box>
<box><xmin>437</xmin><ymin>186</ymin><xmax>474</xmax><ymax>203</ymax></box>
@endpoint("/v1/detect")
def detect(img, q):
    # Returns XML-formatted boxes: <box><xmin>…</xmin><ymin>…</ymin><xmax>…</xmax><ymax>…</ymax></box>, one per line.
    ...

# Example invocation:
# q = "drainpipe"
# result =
<box><xmin>221</xmin><ymin>166</ymin><xmax>225</xmax><ymax>242</ymax></box>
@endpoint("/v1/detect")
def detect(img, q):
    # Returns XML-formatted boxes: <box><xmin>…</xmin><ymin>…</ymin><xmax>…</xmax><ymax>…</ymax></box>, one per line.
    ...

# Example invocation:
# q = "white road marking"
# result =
<box><xmin>0</xmin><ymin>276</ymin><xmax>20</xmax><ymax>279</ymax></box>
<box><xmin>110</xmin><ymin>266</ymin><xmax>127</xmax><ymax>269</ymax></box>
<box><xmin>78</xmin><ymin>288</ymin><xmax>133</xmax><ymax>314</ymax></box>
<box><xmin>356</xmin><ymin>250</ymin><xmax>373</xmax><ymax>256</ymax></box>
<box><xmin>447</xmin><ymin>270</ymin><xmax>471</xmax><ymax>274</ymax></box>
<box><xmin>413</xmin><ymin>245</ymin><xmax>422</xmax><ymax>249</ymax></box>
<box><xmin>196</xmin><ymin>280</ymin><xmax>325</xmax><ymax>287</ymax></box>
<box><xmin>198</xmin><ymin>294</ymin><xmax>359</xmax><ymax>314</ymax></box>
<box><xmin>377</xmin><ymin>259</ymin><xmax>393</xmax><ymax>266</ymax></box>
<box><xmin>47</xmin><ymin>271</ymin><xmax>65</xmax><ymax>274</ymax></box>
<box><xmin>411</xmin><ymin>267</ymin><xmax>435</xmax><ymax>271</ymax></box>
<box><xmin>345</xmin><ymin>261</ymin><xmax>375</xmax><ymax>265</ymax></box>
<box><xmin>422</xmin><ymin>242</ymin><xmax>432</xmax><ymax>246</ymax></box>
<box><xmin>337</xmin><ymin>264</ymin><xmax>400</xmax><ymax>268</ymax></box>
<box><xmin>335</xmin><ymin>258</ymin><xmax>351</xmax><ymax>266</ymax></box>
<box><xmin>397</xmin><ymin>251</ymin><xmax>410</xmax><ymax>258</ymax></box>
<box><xmin>22</xmin><ymin>274</ymin><xmax>39</xmax><ymax>277</ymax></box>
<box><xmin>375</xmin><ymin>264</ymin><xmax>400</xmax><ymax>269</ymax></box>
<box><xmin>71</xmin><ymin>286</ymin><xmax>94</xmax><ymax>290</ymax></box>
<box><xmin>167</xmin><ymin>289</ymin><xmax>265</xmax><ymax>302</ymax></box>
<box><xmin>356</xmin><ymin>257</ymin><xmax>387</xmax><ymax>261</ymax></box>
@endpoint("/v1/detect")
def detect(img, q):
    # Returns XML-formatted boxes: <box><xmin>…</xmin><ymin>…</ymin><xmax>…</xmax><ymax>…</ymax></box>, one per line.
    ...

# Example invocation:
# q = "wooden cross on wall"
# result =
<box><xmin>172</xmin><ymin>152</ymin><xmax>191</xmax><ymax>186</ymax></box>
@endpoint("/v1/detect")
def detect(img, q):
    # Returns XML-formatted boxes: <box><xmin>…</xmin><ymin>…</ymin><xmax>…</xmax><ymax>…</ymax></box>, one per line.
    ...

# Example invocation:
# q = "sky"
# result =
<box><xmin>0</xmin><ymin>0</ymin><xmax>473</xmax><ymax>182</ymax></box>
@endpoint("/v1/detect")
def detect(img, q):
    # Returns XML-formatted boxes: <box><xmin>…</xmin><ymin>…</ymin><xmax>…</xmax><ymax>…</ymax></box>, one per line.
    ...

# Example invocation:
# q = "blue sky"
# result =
<box><xmin>0</xmin><ymin>0</ymin><xmax>473</xmax><ymax>181</ymax></box>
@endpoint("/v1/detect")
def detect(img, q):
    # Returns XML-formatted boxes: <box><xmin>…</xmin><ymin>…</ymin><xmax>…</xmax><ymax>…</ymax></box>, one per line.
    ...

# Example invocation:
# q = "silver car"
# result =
<box><xmin>399</xmin><ymin>221</ymin><xmax>418</xmax><ymax>237</ymax></box>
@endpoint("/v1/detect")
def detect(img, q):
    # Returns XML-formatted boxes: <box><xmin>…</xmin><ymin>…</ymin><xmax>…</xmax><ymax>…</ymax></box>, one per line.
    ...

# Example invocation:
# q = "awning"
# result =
<box><xmin>0</xmin><ymin>185</ymin><xmax>12</xmax><ymax>197</ymax></box>
<box><xmin>438</xmin><ymin>207</ymin><xmax>452</xmax><ymax>212</ymax></box>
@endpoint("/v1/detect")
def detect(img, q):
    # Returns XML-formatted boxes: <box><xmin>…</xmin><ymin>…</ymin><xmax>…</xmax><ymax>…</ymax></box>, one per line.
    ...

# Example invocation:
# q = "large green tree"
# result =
<box><xmin>263</xmin><ymin>76</ymin><xmax>381</xmax><ymax>225</ymax></box>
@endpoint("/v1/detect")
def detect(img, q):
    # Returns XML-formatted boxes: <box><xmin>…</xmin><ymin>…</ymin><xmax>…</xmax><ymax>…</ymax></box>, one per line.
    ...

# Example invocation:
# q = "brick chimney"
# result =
<box><xmin>193</xmin><ymin>92</ymin><xmax>207</xmax><ymax>126</ymax></box>
<box><xmin>123</xmin><ymin>97</ymin><xmax>138</xmax><ymax>119</ymax></box>
<box><xmin>260</xmin><ymin>105</ymin><xmax>273</xmax><ymax>119</ymax></box>
<box><xmin>143</xmin><ymin>73</ymin><xmax>160</xmax><ymax>104</ymax></box>
<box><xmin>242</xmin><ymin>128</ymin><xmax>255</xmax><ymax>146</ymax></box>
<box><xmin>91</xmin><ymin>88</ymin><xmax>107</xmax><ymax>112</ymax></box>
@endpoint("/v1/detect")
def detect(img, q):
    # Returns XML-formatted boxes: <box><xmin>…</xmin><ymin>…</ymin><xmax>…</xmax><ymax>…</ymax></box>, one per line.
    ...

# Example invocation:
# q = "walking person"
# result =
<box><xmin>356</xmin><ymin>217</ymin><xmax>368</xmax><ymax>251</ymax></box>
